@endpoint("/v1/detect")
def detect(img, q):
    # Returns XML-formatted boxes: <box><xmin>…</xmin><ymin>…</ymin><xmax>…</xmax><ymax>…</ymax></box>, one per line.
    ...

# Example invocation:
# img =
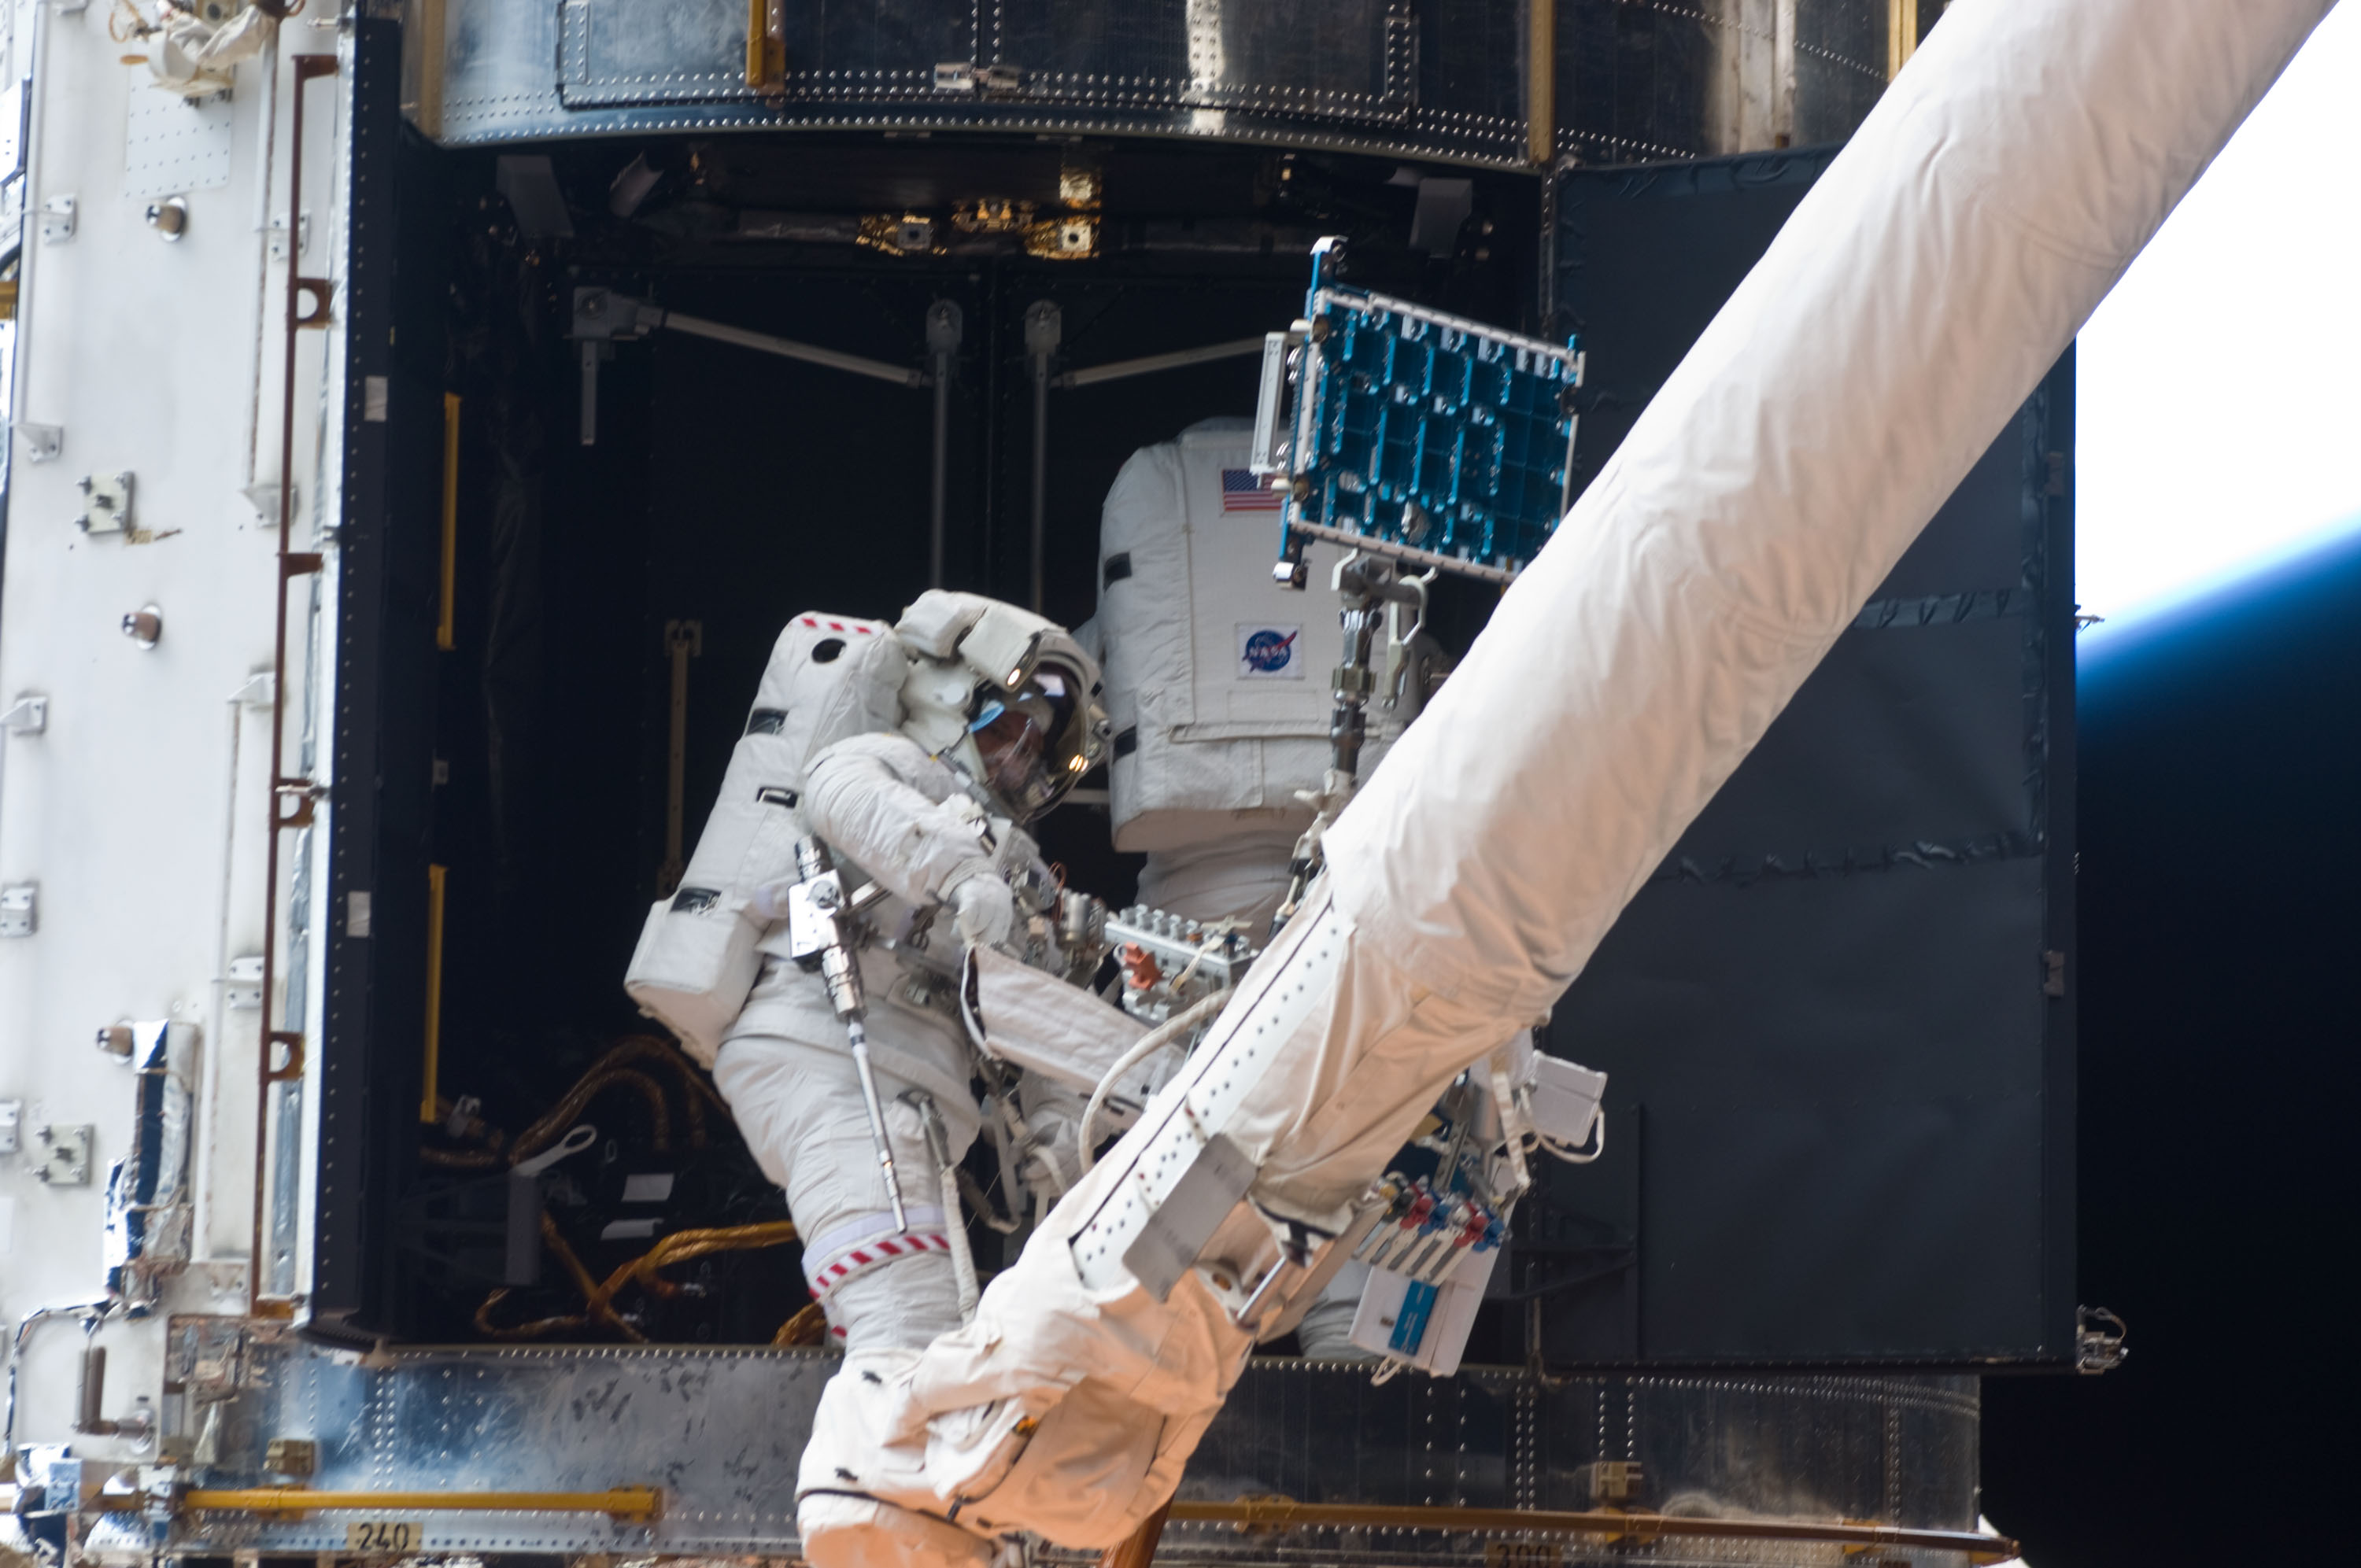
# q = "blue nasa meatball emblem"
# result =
<box><xmin>1242</xmin><ymin>627</ymin><xmax>1299</xmax><ymax>673</ymax></box>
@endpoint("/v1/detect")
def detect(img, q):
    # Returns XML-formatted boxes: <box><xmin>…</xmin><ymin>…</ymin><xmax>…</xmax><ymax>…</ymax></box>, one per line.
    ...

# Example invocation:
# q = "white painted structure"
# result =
<box><xmin>0</xmin><ymin>7</ymin><xmax>347</xmax><ymax>1456</ymax></box>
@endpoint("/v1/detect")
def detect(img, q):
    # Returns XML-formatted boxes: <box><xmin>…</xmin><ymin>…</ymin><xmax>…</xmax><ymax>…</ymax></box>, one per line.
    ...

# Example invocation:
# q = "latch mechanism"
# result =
<box><xmin>933</xmin><ymin>61</ymin><xmax>1023</xmax><ymax>94</ymax></box>
<box><xmin>2075</xmin><ymin>1304</ymin><xmax>2128</xmax><ymax>1374</ymax></box>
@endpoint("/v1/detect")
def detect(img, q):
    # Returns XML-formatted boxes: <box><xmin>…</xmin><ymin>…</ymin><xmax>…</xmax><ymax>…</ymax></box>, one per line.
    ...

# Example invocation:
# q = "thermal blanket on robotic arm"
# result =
<box><xmin>798</xmin><ymin>882</ymin><xmax>1524</xmax><ymax>1559</ymax></box>
<box><xmin>796</xmin><ymin>0</ymin><xmax>2339</xmax><ymax>1562</ymax></box>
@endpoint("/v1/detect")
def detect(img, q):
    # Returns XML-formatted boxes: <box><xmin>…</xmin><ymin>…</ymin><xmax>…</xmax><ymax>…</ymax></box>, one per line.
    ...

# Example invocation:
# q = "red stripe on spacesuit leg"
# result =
<box><xmin>804</xmin><ymin>1233</ymin><xmax>954</xmax><ymax>1308</ymax></box>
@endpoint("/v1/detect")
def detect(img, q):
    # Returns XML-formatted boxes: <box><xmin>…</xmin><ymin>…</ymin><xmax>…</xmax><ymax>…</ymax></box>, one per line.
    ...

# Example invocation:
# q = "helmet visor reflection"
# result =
<box><xmin>970</xmin><ymin>664</ymin><xmax>1091</xmax><ymax>819</ymax></box>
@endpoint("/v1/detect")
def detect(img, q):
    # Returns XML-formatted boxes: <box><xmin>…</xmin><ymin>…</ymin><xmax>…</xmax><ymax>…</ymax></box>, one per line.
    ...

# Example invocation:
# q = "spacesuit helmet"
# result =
<box><xmin>966</xmin><ymin>659</ymin><xmax>1096</xmax><ymax>819</ymax></box>
<box><xmin>895</xmin><ymin>590</ymin><xmax>1109</xmax><ymax>823</ymax></box>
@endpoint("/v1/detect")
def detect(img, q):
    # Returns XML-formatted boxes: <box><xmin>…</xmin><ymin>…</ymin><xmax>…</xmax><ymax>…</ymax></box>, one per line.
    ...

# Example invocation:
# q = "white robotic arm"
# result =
<box><xmin>797</xmin><ymin>1</ymin><xmax>2337</xmax><ymax>1561</ymax></box>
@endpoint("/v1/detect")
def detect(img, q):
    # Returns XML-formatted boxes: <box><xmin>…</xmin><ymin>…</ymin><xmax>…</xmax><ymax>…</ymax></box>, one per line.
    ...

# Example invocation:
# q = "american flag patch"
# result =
<box><xmin>1221</xmin><ymin>468</ymin><xmax>1282</xmax><ymax>511</ymax></box>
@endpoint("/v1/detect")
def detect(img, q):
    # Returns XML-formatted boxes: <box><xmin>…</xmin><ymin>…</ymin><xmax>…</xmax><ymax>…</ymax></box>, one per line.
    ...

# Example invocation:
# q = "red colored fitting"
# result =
<box><xmin>1118</xmin><ymin>942</ymin><xmax>1163</xmax><ymax>991</ymax></box>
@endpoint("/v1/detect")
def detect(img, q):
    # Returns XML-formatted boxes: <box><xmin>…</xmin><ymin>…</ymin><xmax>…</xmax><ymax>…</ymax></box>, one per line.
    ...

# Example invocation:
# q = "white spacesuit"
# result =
<box><xmin>123</xmin><ymin>0</ymin><xmax>286</xmax><ymax>100</ymax></box>
<box><xmin>626</xmin><ymin>591</ymin><xmax>1108</xmax><ymax>1353</ymax></box>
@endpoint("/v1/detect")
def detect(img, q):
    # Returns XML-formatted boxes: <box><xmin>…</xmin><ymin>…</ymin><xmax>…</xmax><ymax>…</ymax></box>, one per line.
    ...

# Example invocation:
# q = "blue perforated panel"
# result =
<box><xmin>1265</xmin><ymin>248</ymin><xmax>1583</xmax><ymax>582</ymax></box>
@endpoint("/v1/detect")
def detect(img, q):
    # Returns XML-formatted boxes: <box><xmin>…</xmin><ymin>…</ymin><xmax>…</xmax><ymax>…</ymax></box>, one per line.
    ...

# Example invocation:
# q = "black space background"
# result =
<box><xmin>1980</xmin><ymin>525</ymin><xmax>2361</xmax><ymax>1564</ymax></box>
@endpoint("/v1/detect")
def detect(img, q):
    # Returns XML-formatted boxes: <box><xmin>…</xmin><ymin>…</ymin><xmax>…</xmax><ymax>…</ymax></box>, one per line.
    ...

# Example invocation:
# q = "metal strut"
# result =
<box><xmin>1271</xmin><ymin>554</ymin><xmax>1430</xmax><ymax>935</ymax></box>
<box><xmin>1024</xmin><ymin>301</ymin><xmax>1061</xmax><ymax>611</ymax></box>
<box><xmin>568</xmin><ymin>287</ymin><xmax>933</xmax><ymax>448</ymax></box>
<box><xmin>252</xmin><ymin>51</ymin><xmax>342</xmax><ymax>1322</ymax></box>
<box><xmin>926</xmin><ymin>300</ymin><xmax>963</xmax><ymax>588</ymax></box>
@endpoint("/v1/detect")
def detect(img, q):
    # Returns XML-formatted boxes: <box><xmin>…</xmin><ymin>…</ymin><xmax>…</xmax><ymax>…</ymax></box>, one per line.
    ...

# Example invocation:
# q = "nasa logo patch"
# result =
<box><xmin>1237</xmin><ymin>623</ymin><xmax>1304</xmax><ymax>679</ymax></box>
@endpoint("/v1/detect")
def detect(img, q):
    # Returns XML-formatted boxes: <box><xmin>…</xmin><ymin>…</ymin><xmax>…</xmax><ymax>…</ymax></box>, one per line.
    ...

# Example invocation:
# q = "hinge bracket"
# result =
<box><xmin>2075</xmin><ymin>1304</ymin><xmax>2127</xmax><ymax>1374</ymax></box>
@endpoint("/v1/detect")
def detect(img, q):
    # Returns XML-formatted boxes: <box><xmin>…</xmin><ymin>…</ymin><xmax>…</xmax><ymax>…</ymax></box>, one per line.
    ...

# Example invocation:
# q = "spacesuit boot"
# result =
<box><xmin>141</xmin><ymin>0</ymin><xmax>283</xmax><ymax>98</ymax></box>
<box><xmin>1292</xmin><ymin>1260</ymin><xmax>1374</xmax><ymax>1359</ymax></box>
<box><xmin>796</xmin><ymin>1364</ymin><xmax>996</xmax><ymax>1568</ymax></box>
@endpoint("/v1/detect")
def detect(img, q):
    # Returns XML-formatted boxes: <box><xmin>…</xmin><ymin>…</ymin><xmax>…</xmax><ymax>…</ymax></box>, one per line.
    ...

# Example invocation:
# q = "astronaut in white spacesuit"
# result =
<box><xmin>626</xmin><ymin>590</ymin><xmax>1108</xmax><ymax>1354</ymax></box>
<box><xmin>121</xmin><ymin>0</ymin><xmax>289</xmax><ymax>99</ymax></box>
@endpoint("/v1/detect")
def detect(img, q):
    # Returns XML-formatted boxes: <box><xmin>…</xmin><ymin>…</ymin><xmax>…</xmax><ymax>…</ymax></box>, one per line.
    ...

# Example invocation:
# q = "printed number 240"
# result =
<box><xmin>347</xmin><ymin>1521</ymin><xmax>420</xmax><ymax>1553</ymax></box>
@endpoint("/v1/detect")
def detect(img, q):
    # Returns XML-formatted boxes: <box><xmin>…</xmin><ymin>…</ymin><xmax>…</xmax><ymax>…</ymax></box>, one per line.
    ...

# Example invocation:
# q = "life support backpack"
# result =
<box><xmin>624</xmin><ymin>612</ymin><xmax>907</xmax><ymax>1064</ymax></box>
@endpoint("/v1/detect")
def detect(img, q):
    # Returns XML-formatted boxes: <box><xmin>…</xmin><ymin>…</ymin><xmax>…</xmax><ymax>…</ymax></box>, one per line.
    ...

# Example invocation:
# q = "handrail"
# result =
<box><xmin>419</xmin><ymin>865</ymin><xmax>448</xmax><ymax>1122</ymax></box>
<box><xmin>437</xmin><ymin>393</ymin><xmax>460</xmax><ymax>650</ymax></box>
<box><xmin>1525</xmin><ymin>0</ymin><xmax>1554</xmax><ymax>165</ymax></box>
<box><xmin>252</xmin><ymin>50</ymin><xmax>342</xmax><ymax>1321</ymax></box>
<box><xmin>1163</xmin><ymin>1500</ymin><xmax>2016</xmax><ymax>1561</ymax></box>
<box><xmin>177</xmin><ymin>1487</ymin><xmax>663</xmax><ymax>1522</ymax></box>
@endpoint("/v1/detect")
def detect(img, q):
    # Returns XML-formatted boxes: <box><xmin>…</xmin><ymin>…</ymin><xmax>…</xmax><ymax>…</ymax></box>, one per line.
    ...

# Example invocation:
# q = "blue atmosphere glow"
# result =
<box><xmin>2075</xmin><ymin>5</ymin><xmax>2361</xmax><ymax>645</ymax></box>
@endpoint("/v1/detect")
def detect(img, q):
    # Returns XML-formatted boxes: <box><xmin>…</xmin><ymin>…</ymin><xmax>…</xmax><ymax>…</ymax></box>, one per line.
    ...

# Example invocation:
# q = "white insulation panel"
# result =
<box><xmin>124</xmin><ymin>83</ymin><xmax>235</xmax><ymax>201</ymax></box>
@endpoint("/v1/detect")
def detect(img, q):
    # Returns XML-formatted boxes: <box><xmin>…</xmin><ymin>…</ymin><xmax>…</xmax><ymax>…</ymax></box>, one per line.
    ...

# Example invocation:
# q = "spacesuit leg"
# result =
<box><xmin>1292</xmin><ymin>1260</ymin><xmax>1375</xmax><ymax>1360</ymax></box>
<box><xmin>1009</xmin><ymin>1072</ymin><xmax>1089</xmax><ymax>1211</ymax></box>
<box><xmin>711</xmin><ymin>1033</ymin><xmax>974</xmax><ymax>1352</ymax></box>
<box><xmin>715</xmin><ymin>955</ymin><xmax>999</xmax><ymax>1568</ymax></box>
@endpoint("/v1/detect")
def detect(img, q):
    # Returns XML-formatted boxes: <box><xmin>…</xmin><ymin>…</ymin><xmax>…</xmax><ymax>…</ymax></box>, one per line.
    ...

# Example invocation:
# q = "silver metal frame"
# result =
<box><xmin>102</xmin><ymin>1328</ymin><xmax>1979</xmax><ymax>1561</ymax></box>
<box><xmin>1252</xmin><ymin>279</ymin><xmax>1586</xmax><ymax>585</ymax></box>
<box><xmin>408</xmin><ymin>0</ymin><xmax>1902</xmax><ymax>168</ymax></box>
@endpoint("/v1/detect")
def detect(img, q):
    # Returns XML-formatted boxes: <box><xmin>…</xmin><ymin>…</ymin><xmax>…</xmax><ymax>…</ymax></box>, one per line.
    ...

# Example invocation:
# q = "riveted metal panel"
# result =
<box><xmin>416</xmin><ymin>0</ymin><xmax>1905</xmax><ymax>168</ymax></box>
<box><xmin>131</xmin><ymin>1334</ymin><xmax>1975</xmax><ymax>1561</ymax></box>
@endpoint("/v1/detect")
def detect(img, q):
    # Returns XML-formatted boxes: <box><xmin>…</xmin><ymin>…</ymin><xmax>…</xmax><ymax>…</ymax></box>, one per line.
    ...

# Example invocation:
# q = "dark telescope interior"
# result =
<box><xmin>354</xmin><ymin>129</ymin><xmax>1544</xmax><ymax>1347</ymax></box>
<box><xmin>327</xmin><ymin>114</ymin><xmax>2074</xmax><ymax>1381</ymax></box>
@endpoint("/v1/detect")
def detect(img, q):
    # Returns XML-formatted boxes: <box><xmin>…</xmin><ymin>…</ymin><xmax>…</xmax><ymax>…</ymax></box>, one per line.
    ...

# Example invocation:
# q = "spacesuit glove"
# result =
<box><xmin>947</xmin><ymin>873</ymin><xmax>1016</xmax><ymax>952</ymax></box>
<box><xmin>748</xmin><ymin>880</ymin><xmax>795</xmax><ymax>923</ymax></box>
